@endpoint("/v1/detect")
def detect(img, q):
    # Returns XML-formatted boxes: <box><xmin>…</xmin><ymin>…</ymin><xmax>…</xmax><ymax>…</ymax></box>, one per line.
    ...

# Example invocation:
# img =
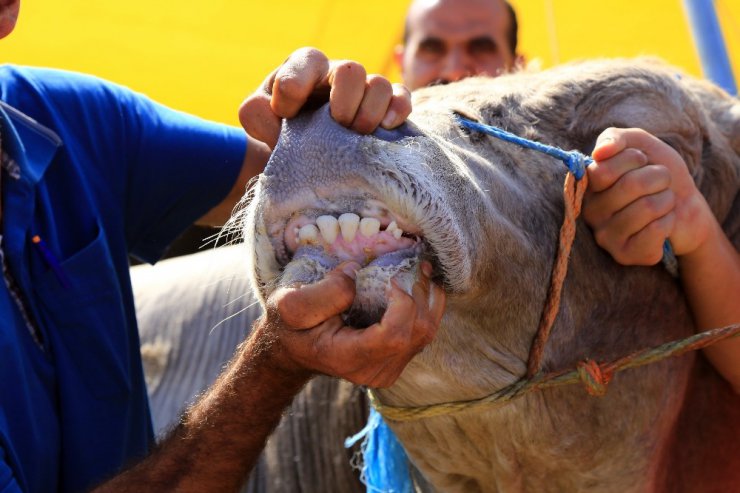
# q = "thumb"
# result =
<box><xmin>271</xmin><ymin>261</ymin><xmax>360</xmax><ymax>328</ymax></box>
<box><xmin>239</xmin><ymin>92</ymin><xmax>282</xmax><ymax>150</ymax></box>
<box><xmin>591</xmin><ymin>129</ymin><xmax>623</xmax><ymax>162</ymax></box>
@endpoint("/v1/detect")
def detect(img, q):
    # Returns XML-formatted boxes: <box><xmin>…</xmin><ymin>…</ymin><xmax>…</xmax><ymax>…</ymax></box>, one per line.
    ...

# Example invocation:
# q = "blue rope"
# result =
<box><xmin>456</xmin><ymin>115</ymin><xmax>678</xmax><ymax>277</ymax></box>
<box><xmin>662</xmin><ymin>239</ymin><xmax>679</xmax><ymax>278</ymax></box>
<box><xmin>455</xmin><ymin>115</ymin><xmax>592</xmax><ymax>179</ymax></box>
<box><xmin>345</xmin><ymin>407</ymin><xmax>414</xmax><ymax>493</ymax></box>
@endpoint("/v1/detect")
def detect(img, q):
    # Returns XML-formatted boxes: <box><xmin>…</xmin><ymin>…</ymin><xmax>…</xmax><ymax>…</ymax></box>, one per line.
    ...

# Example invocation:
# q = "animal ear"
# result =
<box><xmin>569</xmin><ymin>78</ymin><xmax>704</xmax><ymax>177</ymax></box>
<box><xmin>673</xmin><ymin>78</ymin><xmax>740</xmax><ymax>226</ymax></box>
<box><xmin>568</xmin><ymin>65</ymin><xmax>739</xmax><ymax>225</ymax></box>
<box><xmin>681</xmin><ymin>78</ymin><xmax>740</xmax><ymax>156</ymax></box>
<box><xmin>686</xmin><ymin>81</ymin><xmax>740</xmax><ymax>242</ymax></box>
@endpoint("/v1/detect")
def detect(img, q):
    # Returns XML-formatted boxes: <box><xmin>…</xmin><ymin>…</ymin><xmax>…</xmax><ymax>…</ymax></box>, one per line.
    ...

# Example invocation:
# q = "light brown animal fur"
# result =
<box><xmin>232</xmin><ymin>58</ymin><xmax>738</xmax><ymax>492</ymax></box>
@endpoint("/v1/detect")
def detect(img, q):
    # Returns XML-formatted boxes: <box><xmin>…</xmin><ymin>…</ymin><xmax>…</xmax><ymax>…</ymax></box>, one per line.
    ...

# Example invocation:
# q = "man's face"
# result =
<box><xmin>0</xmin><ymin>0</ymin><xmax>20</xmax><ymax>39</ymax></box>
<box><xmin>397</xmin><ymin>0</ymin><xmax>515</xmax><ymax>91</ymax></box>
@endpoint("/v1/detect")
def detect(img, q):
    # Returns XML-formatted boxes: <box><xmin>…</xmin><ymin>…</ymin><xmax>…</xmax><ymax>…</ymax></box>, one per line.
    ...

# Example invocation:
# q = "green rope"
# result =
<box><xmin>369</xmin><ymin>323</ymin><xmax>740</xmax><ymax>422</ymax></box>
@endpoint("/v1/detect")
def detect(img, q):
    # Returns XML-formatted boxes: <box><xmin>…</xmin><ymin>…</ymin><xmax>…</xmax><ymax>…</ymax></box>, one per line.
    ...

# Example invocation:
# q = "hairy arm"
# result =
<box><xmin>93</xmin><ymin>321</ymin><xmax>310</xmax><ymax>492</ymax></box>
<box><xmin>584</xmin><ymin>127</ymin><xmax>740</xmax><ymax>393</ymax></box>
<box><xmin>93</xmin><ymin>262</ymin><xmax>444</xmax><ymax>491</ymax></box>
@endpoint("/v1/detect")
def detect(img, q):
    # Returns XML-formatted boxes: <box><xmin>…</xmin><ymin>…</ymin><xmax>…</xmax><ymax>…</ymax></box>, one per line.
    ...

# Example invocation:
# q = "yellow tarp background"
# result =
<box><xmin>3</xmin><ymin>0</ymin><xmax>738</xmax><ymax>126</ymax></box>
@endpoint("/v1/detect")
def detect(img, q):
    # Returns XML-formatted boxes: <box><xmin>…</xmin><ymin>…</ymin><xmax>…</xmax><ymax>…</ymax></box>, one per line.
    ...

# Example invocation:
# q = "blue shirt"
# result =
<box><xmin>0</xmin><ymin>65</ymin><xmax>246</xmax><ymax>493</ymax></box>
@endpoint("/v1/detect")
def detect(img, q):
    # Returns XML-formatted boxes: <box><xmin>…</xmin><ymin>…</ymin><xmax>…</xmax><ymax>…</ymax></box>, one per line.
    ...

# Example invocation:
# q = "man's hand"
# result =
<box><xmin>583</xmin><ymin>127</ymin><xmax>714</xmax><ymax>265</ymax></box>
<box><xmin>92</xmin><ymin>261</ymin><xmax>443</xmax><ymax>492</ymax></box>
<box><xmin>239</xmin><ymin>47</ymin><xmax>412</xmax><ymax>149</ymax></box>
<box><xmin>200</xmin><ymin>48</ymin><xmax>412</xmax><ymax>226</ymax></box>
<box><xmin>262</xmin><ymin>260</ymin><xmax>445</xmax><ymax>388</ymax></box>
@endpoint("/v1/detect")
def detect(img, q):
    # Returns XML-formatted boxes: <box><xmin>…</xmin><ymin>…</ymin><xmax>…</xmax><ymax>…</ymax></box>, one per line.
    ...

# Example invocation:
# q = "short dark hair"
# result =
<box><xmin>402</xmin><ymin>0</ymin><xmax>519</xmax><ymax>56</ymax></box>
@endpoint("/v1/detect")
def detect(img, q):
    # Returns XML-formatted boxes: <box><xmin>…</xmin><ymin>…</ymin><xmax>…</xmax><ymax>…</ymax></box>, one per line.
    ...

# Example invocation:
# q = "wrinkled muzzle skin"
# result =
<box><xmin>241</xmin><ymin>59</ymin><xmax>740</xmax><ymax>492</ymax></box>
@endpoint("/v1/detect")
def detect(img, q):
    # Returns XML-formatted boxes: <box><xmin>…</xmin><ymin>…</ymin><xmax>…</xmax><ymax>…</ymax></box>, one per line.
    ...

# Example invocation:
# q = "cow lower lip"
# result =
<box><xmin>281</xmin><ymin>241</ymin><xmax>428</xmax><ymax>328</ymax></box>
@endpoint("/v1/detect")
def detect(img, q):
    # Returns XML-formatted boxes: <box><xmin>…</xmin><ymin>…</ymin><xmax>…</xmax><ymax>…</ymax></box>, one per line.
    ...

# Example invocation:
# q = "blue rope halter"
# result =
<box><xmin>455</xmin><ymin>115</ymin><xmax>677</xmax><ymax>276</ymax></box>
<box><xmin>455</xmin><ymin>115</ymin><xmax>592</xmax><ymax>179</ymax></box>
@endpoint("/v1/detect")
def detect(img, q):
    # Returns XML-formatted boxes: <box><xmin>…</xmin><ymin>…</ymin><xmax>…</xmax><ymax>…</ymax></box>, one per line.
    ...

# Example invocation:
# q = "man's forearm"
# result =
<box><xmin>197</xmin><ymin>135</ymin><xmax>272</xmax><ymax>226</ymax></box>
<box><xmin>90</xmin><ymin>254</ymin><xmax>443</xmax><ymax>491</ymax></box>
<box><xmin>93</xmin><ymin>320</ymin><xmax>311</xmax><ymax>492</ymax></box>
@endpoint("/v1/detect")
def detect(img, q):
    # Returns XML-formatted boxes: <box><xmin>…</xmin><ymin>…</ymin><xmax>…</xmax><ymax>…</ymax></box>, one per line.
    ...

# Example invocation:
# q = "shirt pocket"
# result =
<box><xmin>33</xmin><ymin>222</ymin><xmax>132</xmax><ymax>401</ymax></box>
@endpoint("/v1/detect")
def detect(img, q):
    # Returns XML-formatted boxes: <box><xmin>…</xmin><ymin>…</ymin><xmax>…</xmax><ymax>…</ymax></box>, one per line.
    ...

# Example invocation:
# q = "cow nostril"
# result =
<box><xmin>372</xmin><ymin>122</ymin><xmax>422</xmax><ymax>143</ymax></box>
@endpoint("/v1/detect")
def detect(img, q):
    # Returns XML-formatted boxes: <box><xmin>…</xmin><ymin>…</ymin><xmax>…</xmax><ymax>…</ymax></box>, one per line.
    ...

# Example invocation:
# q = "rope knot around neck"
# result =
<box><xmin>576</xmin><ymin>359</ymin><xmax>613</xmax><ymax>396</ymax></box>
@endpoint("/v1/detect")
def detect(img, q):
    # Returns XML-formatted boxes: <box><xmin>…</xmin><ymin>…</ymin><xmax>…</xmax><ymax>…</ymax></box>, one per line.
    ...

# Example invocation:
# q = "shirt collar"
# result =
<box><xmin>0</xmin><ymin>100</ymin><xmax>62</xmax><ymax>186</ymax></box>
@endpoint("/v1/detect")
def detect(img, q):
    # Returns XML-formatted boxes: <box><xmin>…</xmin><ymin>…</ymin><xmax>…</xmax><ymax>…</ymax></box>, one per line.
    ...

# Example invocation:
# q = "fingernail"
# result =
<box><xmin>381</xmin><ymin>109</ymin><xmax>397</xmax><ymax>129</ymax></box>
<box><xmin>340</xmin><ymin>261</ymin><xmax>361</xmax><ymax>280</ymax></box>
<box><xmin>595</xmin><ymin>135</ymin><xmax>614</xmax><ymax>148</ymax></box>
<box><xmin>421</xmin><ymin>261</ymin><xmax>433</xmax><ymax>277</ymax></box>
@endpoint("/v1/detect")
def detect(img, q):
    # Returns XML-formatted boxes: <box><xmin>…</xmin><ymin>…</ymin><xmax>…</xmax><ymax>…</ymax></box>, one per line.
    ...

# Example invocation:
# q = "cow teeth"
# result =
<box><xmin>360</xmin><ymin>217</ymin><xmax>381</xmax><ymax>237</ymax></box>
<box><xmin>316</xmin><ymin>215</ymin><xmax>339</xmax><ymax>244</ymax></box>
<box><xmin>338</xmin><ymin>213</ymin><xmax>360</xmax><ymax>242</ymax></box>
<box><xmin>298</xmin><ymin>224</ymin><xmax>319</xmax><ymax>244</ymax></box>
<box><xmin>386</xmin><ymin>221</ymin><xmax>404</xmax><ymax>239</ymax></box>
